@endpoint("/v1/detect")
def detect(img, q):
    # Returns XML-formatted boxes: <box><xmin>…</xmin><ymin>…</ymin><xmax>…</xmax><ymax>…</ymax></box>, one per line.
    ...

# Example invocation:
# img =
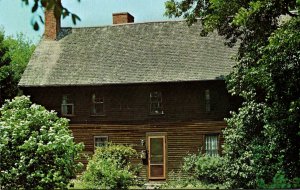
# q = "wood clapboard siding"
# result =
<box><xmin>23</xmin><ymin>81</ymin><xmax>237</xmax><ymax>124</ymax></box>
<box><xmin>21</xmin><ymin>81</ymin><xmax>240</xmax><ymax>180</ymax></box>
<box><xmin>70</xmin><ymin>121</ymin><xmax>226</xmax><ymax>179</ymax></box>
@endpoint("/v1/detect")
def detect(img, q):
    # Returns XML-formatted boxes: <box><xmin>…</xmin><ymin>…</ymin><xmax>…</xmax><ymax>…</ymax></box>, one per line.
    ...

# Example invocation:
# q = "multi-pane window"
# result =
<box><xmin>91</xmin><ymin>93</ymin><xmax>104</xmax><ymax>115</ymax></box>
<box><xmin>94</xmin><ymin>136</ymin><xmax>108</xmax><ymax>148</ymax></box>
<box><xmin>61</xmin><ymin>94</ymin><xmax>74</xmax><ymax>116</ymax></box>
<box><xmin>205</xmin><ymin>135</ymin><xmax>219</xmax><ymax>156</ymax></box>
<box><xmin>150</xmin><ymin>91</ymin><xmax>163</xmax><ymax>114</ymax></box>
<box><xmin>205</xmin><ymin>89</ymin><xmax>211</xmax><ymax>112</ymax></box>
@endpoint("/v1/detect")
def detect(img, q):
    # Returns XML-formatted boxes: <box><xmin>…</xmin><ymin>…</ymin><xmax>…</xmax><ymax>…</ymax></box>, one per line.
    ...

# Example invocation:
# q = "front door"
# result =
<box><xmin>147</xmin><ymin>134</ymin><xmax>166</xmax><ymax>179</ymax></box>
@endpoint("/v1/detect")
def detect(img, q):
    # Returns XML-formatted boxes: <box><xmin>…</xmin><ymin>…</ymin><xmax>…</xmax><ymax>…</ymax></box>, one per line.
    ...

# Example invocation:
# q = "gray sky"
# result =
<box><xmin>0</xmin><ymin>0</ymin><xmax>180</xmax><ymax>44</ymax></box>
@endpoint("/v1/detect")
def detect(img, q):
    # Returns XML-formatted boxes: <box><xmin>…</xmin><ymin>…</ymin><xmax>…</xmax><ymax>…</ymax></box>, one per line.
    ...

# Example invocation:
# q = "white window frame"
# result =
<box><xmin>150</xmin><ymin>91</ymin><xmax>163</xmax><ymax>115</ymax></box>
<box><xmin>61</xmin><ymin>94</ymin><xmax>74</xmax><ymax>116</ymax></box>
<box><xmin>91</xmin><ymin>93</ymin><xmax>105</xmax><ymax>116</ymax></box>
<box><xmin>94</xmin><ymin>136</ymin><xmax>108</xmax><ymax>149</ymax></box>
<box><xmin>205</xmin><ymin>134</ymin><xmax>219</xmax><ymax>156</ymax></box>
<box><xmin>205</xmin><ymin>89</ymin><xmax>211</xmax><ymax>112</ymax></box>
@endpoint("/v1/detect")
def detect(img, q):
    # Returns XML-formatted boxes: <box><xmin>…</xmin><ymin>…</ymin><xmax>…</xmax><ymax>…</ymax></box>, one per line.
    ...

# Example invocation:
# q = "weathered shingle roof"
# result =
<box><xmin>19</xmin><ymin>20</ymin><xmax>237</xmax><ymax>87</ymax></box>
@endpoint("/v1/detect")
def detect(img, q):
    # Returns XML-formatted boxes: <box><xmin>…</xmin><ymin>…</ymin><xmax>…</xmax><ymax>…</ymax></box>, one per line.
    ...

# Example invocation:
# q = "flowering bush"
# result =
<box><xmin>0</xmin><ymin>96</ymin><xmax>83</xmax><ymax>189</ymax></box>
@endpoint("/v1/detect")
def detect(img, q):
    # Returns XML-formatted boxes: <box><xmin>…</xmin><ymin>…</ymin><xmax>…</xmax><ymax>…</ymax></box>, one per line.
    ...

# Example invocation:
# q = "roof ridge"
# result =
<box><xmin>62</xmin><ymin>19</ymin><xmax>187</xmax><ymax>30</ymax></box>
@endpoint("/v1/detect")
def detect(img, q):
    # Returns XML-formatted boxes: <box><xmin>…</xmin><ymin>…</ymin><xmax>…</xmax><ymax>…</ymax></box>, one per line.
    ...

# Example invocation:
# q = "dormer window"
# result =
<box><xmin>150</xmin><ymin>91</ymin><xmax>163</xmax><ymax>115</ymax></box>
<box><xmin>61</xmin><ymin>94</ymin><xmax>74</xmax><ymax>116</ymax></box>
<box><xmin>91</xmin><ymin>93</ymin><xmax>104</xmax><ymax>115</ymax></box>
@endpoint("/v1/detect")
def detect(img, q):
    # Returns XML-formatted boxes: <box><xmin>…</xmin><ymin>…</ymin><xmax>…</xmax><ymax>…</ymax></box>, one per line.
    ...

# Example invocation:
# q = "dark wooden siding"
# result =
<box><xmin>23</xmin><ymin>80</ymin><xmax>236</xmax><ymax>123</ymax></box>
<box><xmin>22</xmin><ymin>81</ymin><xmax>239</xmax><ymax>179</ymax></box>
<box><xmin>70</xmin><ymin>121</ymin><xmax>226</xmax><ymax>179</ymax></box>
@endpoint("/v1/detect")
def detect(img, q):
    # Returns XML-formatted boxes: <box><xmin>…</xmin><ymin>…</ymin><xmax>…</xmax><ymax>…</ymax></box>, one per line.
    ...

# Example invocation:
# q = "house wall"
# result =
<box><xmin>22</xmin><ymin>80</ymin><xmax>239</xmax><ymax>179</ymax></box>
<box><xmin>70</xmin><ymin>121</ymin><xmax>226</xmax><ymax>179</ymax></box>
<box><xmin>23</xmin><ymin>81</ymin><xmax>234</xmax><ymax>123</ymax></box>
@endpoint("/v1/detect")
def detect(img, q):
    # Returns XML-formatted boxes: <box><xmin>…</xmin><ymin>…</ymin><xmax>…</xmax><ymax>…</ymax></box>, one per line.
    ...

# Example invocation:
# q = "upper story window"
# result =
<box><xmin>61</xmin><ymin>94</ymin><xmax>74</xmax><ymax>116</ymax></box>
<box><xmin>91</xmin><ymin>93</ymin><xmax>105</xmax><ymax>115</ymax></box>
<box><xmin>150</xmin><ymin>91</ymin><xmax>163</xmax><ymax>115</ymax></box>
<box><xmin>205</xmin><ymin>89</ymin><xmax>211</xmax><ymax>112</ymax></box>
<box><xmin>94</xmin><ymin>136</ymin><xmax>108</xmax><ymax>149</ymax></box>
<box><xmin>205</xmin><ymin>134</ymin><xmax>219</xmax><ymax>156</ymax></box>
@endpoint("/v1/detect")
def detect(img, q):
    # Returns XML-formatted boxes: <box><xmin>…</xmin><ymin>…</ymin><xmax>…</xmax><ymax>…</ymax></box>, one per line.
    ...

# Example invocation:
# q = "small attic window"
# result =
<box><xmin>61</xmin><ymin>94</ymin><xmax>74</xmax><ymax>116</ymax></box>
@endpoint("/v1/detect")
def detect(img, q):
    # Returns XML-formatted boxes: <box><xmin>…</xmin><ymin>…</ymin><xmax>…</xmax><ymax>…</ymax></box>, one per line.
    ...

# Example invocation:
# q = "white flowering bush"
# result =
<box><xmin>0</xmin><ymin>96</ymin><xmax>83</xmax><ymax>189</ymax></box>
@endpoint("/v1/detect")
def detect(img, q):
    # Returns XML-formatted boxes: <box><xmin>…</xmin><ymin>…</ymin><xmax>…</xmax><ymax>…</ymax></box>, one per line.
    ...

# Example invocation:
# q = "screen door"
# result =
<box><xmin>148</xmin><ymin>135</ymin><xmax>166</xmax><ymax>179</ymax></box>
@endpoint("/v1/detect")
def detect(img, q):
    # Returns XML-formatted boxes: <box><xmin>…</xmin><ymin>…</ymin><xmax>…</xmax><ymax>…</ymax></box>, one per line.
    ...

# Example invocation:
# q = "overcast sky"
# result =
<box><xmin>0</xmin><ymin>0</ymin><xmax>180</xmax><ymax>44</ymax></box>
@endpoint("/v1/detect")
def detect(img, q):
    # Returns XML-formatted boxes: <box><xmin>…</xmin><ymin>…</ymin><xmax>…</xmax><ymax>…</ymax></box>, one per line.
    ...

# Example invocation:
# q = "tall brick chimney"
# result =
<box><xmin>113</xmin><ymin>12</ymin><xmax>134</xmax><ymax>24</ymax></box>
<box><xmin>44</xmin><ymin>1</ymin><xmax>61</xmax><ymax>40</ymax></box>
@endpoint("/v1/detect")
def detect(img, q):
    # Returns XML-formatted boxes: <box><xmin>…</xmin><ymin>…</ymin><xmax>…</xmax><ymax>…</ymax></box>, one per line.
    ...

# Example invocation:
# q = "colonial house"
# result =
<box><xmin>19</xmin><ymin>8</ymin><xmax>238</xmax><ymax>180</ymax></box>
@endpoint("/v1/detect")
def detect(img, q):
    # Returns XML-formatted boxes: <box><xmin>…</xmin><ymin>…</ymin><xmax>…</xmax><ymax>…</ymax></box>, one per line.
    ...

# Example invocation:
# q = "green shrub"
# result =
<box><xmin>0</xmin><ymin>96</ymin><xmax>84</xmax><ymax>189</ymax></box>
<box><xmin>82</xmin><ymin>143</ymin><xmax>142</xmax><ymax>190</ymax></box>
<box><xmin>183</xmin><ymin>152</ymin><xmax>225</xmax><ymax>184</ymax></box>
<box><xmin>161</xmin><ymin>170</ymin><xmax>227</xmax><ymax>189</ymax></box>
<box><xmin>257</xmin><ymin>171</ymin><xmax>300</xmax><ymax>189</ymax></box>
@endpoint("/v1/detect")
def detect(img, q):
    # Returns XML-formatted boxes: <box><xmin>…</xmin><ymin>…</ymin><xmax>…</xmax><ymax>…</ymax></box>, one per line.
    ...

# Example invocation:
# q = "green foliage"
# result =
<box><xmin>0</xmin><ymin>96</ymin><xmax>84</xmax><ymax>189</ymax></box>
<box><xmin>183</xmin><ymin>152</ymin><xmax>225</xmax><ymax>184</ymax></box>
<box><xmin>0</xmin><ymin>30</ymin><xmax>35</xmax><ymax>105</ymax></box>
<box><xmin>161</xmin><ymin>170</ymin><xmax>227</xmax><ymax>189</ymax></box>
<box><xmin>20</xmin><ymin>0</ymin><xmax>81</xmax><ymax>30</ymax></box>
<box><xmin>223</xmin><ymin>17</ymin><xmax>300</xmax><ymax>188</ymax></box>
<box><xmin>82</xmin><ymin>143</ymin><xmax>142</xmax><ymax>190</ymax></box>
<box><xmin>257</xmin><ymin>171</ymin><xmax>300</xmax><ymax>189</ymax></box>
<box><xmin>165</xmin><ymin>0</ymin><xmax>300</xmax><ymax>188</ymax></box>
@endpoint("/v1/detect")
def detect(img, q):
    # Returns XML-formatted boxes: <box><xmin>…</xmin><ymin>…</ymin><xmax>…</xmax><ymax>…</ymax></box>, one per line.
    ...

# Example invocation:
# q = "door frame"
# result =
<box><xmin>146</xmin><ymin>132</ymin><xmax>167</xmax><ymax>180</ymax></box>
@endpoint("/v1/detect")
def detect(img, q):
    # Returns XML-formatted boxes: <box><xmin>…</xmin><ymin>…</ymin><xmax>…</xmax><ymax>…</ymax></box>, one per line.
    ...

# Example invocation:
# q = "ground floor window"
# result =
<box><xmin>94</xmin><ymin>136</ymin><xmax>108</xmax><ymax>149</ymax></box>
<box><xmin>205</xmin><ymin>134</ymin><xmax>219</xmax><ymax>156</ymax></box>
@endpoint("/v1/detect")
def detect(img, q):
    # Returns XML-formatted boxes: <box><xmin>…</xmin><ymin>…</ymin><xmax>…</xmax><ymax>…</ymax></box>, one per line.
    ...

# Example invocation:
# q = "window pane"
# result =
<box><xmin>92</xmin><ymin>94</ymin><xmax>104</xmax><ymax>115</ymax></box>
<box><xmin>95</xmin><ymin>136</ymin><xmax>108</xmax><ymax>147</ymax></box>
<box><xmin>92</xmin><ymin>93</ymin><xmax>103</xmax><ymax>103</ymax></box>
<box><xmin>62</xmin><ymin>95</ymin><xmax>74</xmax><ymax>115</ymax></box>
<box><xmin>205</xmin><ymin>89</ymin><xmax>211</xmax><ymax>112</ymax></box>
<box><xmin>66</xmin><ymin>105</ymin><xmax>73</xmax><ymax>115</ymax></box>
<box><xmin>63</xmin><ymin>95</ymin><xmax>73</xmax><ymax>104</ymax></box>
<box><xmin>62</xmin><ymin>105</ymin><xmax>68</xmax><ymax>114</ymax></box>
<box><xmin>92</xmin><ymin>103</ymin><xmax>104</xmax><ymax>115</ymax></box>
<box><xmin>205</xmin><ymin>135</ymin><xmax>218</xmax><ymax>156</ymax></box>
<box><xmin>150</xmin><ymin>138</ymin><xmax>164</xmax><ymax>164</ymax></box>
<box><xmin>62</xmin><ymin>104</ymin><xmax>73</xmax><ymax>115</ymax></box>
<box><xmin>150</xmin><ymin>92</ymin><xmax>163</xmax><ymax>114</ymax></box>
<box><xmin>62</xmin><ymin>95</ymin><xmax>68</xmax><ymax>104</ymax></box>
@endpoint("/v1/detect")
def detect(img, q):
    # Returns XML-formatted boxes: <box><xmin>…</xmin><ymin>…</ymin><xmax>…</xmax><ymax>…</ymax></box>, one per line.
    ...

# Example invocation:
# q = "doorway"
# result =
<box><xmin>147</xmin><ymin>133</ymin><xmax>167</xmax><ymax>180</ymax></box>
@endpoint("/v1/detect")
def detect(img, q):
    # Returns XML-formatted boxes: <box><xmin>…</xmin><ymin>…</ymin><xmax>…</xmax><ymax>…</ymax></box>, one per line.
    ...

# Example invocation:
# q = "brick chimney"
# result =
<box><xmin>113</xmin><ymin>12</ymin><xmax>134</xmax><ymax>24</ymax></box>
<box><xmin>44</xmin><ymin>1</ymin><xmax>61</xmax><ymax>40</ymax></box>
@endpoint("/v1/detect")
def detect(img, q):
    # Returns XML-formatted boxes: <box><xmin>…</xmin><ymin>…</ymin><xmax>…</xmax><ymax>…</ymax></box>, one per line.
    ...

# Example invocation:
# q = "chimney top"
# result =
<box><xmin>113</xmin><ymin>12</ymin><xmax>134</xmax><ymax>25</ymax></box>
<box><xmin>44</xmin><ymin>1</ymin><xmax>61</xmax><ymax>40</ymax></box>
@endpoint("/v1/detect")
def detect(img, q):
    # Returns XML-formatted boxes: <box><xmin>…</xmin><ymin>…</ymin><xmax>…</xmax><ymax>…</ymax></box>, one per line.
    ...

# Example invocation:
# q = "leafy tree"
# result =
<box><xmin>0</xmin><ymin>31</ymin><xmax>35</xmax><ymax>105</ymax></box>
<box><xmin>165</xmin><ymin>0</ymin><xmax>300</xmax><ymax>188</ymax></box>
<box><xmin>21</xmin><ymin>0</ymin><xmax>81</xmax><ymax>30</ymax></box>
<box><xmin>0</xmin><ymin>96</ymin><xmax>84</xmax><ymax>189</ymax></box>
